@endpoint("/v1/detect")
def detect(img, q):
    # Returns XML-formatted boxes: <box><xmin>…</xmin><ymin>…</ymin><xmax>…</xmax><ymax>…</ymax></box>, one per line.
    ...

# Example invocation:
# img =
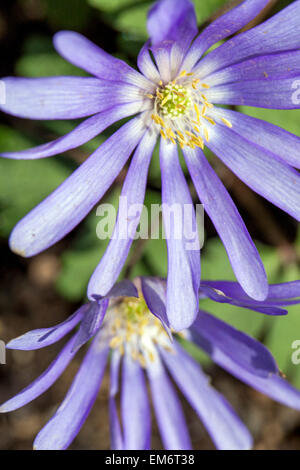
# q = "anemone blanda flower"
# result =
<box><xmin>1</xmin><ymin>0</ymin><xmax>300</xmax><ymax>329</ymax></box>
<box><xmin>2</xmin><ymin>277</ymin><xmax>300</xmax><ymax>450</ymax></box>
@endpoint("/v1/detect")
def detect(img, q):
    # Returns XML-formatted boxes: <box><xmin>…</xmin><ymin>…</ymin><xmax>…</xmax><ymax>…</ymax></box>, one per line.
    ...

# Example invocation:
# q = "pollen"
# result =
<box><xmin>147</xmin><ymin>70</ymin><xmax>233</xmax><ymax>150</ymax></box>
<box><xmin>157</xmin><ymin>82</ymin><xmax>192</xmax><ymax>119</ymax></box>
<box><xmin>106</xmin><ymin>293</ymin><xmax>171</xmax><ymax>365</ymax></box>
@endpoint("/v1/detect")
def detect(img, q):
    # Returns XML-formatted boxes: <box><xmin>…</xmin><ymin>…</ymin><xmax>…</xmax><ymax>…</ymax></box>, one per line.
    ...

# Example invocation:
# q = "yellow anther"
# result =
<box><xmin>138</xmin><ymin>353</ymin><xmax>146</xmax><ymax>368</ymax></box>
<box><xmin>201</xmin><ymin>105</ymin><xmax>207</xmax><ymax>117</ymax></box>
<box><xmin>178</xmin><ymin>70</ymin><xmax>187</xmax><ymax>78</ymax></box>
<box><xmin>148</xmin><ymin>351</ymin><xmax>155</xmax><ymax>362</ymax></box>
<box><xmin>201</xmin><ymin>83</ymin><xmax>210</xmax><ymax>89</ymax></box>
<box><xmin>159</xmin><ymin>80</ymin><xmax>163</xmax><ymax>86</ymax></box>
<box><xmin>109</xmin><ymin>336</ymin><xmax>123</xmax><ymax>349</ymax></box>
<box><xmin>204</xmin><ymin>128</ymin><xmax>209</xmax><ymax>142</ymax></box>
<box><xmin>160</xmin><ymin>129</ymin><xmax>166</xmax><ymax>139</ymax></box>
<box><xmin>193</xmin><ymin>125</ymin><xmax>201</xmax><ymax>133</ymax></box>
<box><xmin>186</xmin><ymin>72</ymin><xmax>194</xmax><ymax>76</ymax></box>
<box><xmin>161</xmin><ymin>94</ymin><xmax>171</xmax><ymax>106</ymax></box>
<box><xmin>192</xmin><ymin>79</ymin><xmax>200</xmax><ymax>89</ymax></box>
<box><xmin>176</xmin><ymin>130</ymin><xmax>185</xmax><ymax>140</ymax></box>
<box><xmin>206</xmin><ymin>102</ymin><xmax>214</xmax><ymax>108</ymax></box>
<box><xmin>203</xmin><ymin>116</ymin><xmax>216</xmax><ymax>125</ymax></box>
<box><xmin>221</xmin><ymin>117</ymin><xmax>233</xmax><ymax>128</ymax></box>
<box><xmin>146</xmin><ymin>94</ymin><xmax>154</xmax><ymax>99</ymax></box>
<box><xmin>166</xmin><ymin>128</ymin><xmax>176</xmax><ymax>138</ymax></box>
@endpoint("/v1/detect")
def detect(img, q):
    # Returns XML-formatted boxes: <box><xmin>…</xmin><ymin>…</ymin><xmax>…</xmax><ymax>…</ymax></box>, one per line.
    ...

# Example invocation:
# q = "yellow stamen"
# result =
<box><xmin>203</xmin><ymin>116</ymin><xmax>216</xmax><ymax>125</ymax></box>
<box><xmin>221</xmin><ymin>117</ymin><xmax>233</xmax><ymax>128</ymax></box>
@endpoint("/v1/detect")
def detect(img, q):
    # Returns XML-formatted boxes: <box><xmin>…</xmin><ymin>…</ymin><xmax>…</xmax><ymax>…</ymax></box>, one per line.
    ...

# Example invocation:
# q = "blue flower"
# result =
<box><xmin>2</xmin><ymin>277</ymin><xmax>300</xmax><ymax>450</ymax></box>
<box><xmin>1</xmin><ymin>0</ymin><xmax>300</xmax><ymax>328</ymax></box>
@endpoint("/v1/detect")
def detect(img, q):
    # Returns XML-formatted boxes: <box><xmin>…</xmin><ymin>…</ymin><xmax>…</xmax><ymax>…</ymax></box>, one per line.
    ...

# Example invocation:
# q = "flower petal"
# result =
<box><xmin>147</xmin><ymin>0</ymin><xmax>197</xmax><ymax>51</ymax></box>
<box><xmin>160</xmin><ymin>138</ymin><xmax>201</xmax><ymax>330</ymax></box>
<box><xmin>182</xmin><ymin>0</ymin><xmax>270</xmax><ymax>71</ymax></box>
<box><xmin>207</xmin><ymin>123</ymin><xmax>300</xmax><ymax>221</ymax></box>
<box><xmin>206</xmin><ymin>51</ymin><xmax>300</xmax><ymax>86</ymax></box>
<box><xmin>206</xmin><ymin>78</ymin><xmax>300</xmax><ymax>109</ymax></box>
<box><xmin>53</xmin><ymin>31</ymin><xmax>154</xmax><ymax>91</ymax></box>
<box><xmin>201</xmin><ymin>280</ymin><xmax>300</xmax><ymax>304</ymax></box>
<box><xmin>141</xmin><ymin>277</ymin><xmax>171</xmax><ymax>337</ymax></box>
<box><xmin>0</xmin><ymin>334</ymin><xmax>78</xmax><ymax>413</ymax></box>
<box><xmin>0</xmin><ymin>77</ymin><xmax>145</xmax><ymax>120</ymax></box>
<box><xmin>71</xmin><ymin>300</ymin><xmax>109</xmax><ymax>353</ymax></box>
<box><xmin>9</xmin><ymin>116</ymin><xmax>146</xmax><ymax>257</ymax></box>
<box><xmin>33</xmin><ymin>333</ymin><xmax>109</xmax><ymax>450</ymax></box>
<box><xmin>191</xmin><ymin>323</ymin><xmax>300</xmax><ymax>411</ymax></box>
<box><xmin>183</xmin><ymin>146</ymin><xmax>267</xmax><ymax>301</ymax></box>
<box><xmin>160</xmin><ymin>341</ymin><xmax>253</xmax><ymax>450</ymax></box>
<box><xmin>146</xmin><ymin>355</ymin><xmax>192</xmax><ymax>450</ymax></box>
<box><xmin>0</xmin><ymin>102</ymin><xmax>149</xmax><ymax>160</ymax></box>
<box><xmin>137</xmin><ymin>40</ymin><xmax>161</xmax><ymax>84</ymax></box>
<box><xmin>121</xmin><ymin>352</ymin><xmax>151</xmax><ymax>450</ymax></box>
<box><xmin>191</xmin><ymin>310</ymin><xmax>278</xmax><ymax>377</ymax></box>
<box><xmin>199</xmin><ymin>285</ymin><xmax>288</xmax><ymax>316</ymax></box>
<box><xmin>87</xmin><ymin>128</ymin><xmax>157</xmax><ymax>297</ymax></box>
<box><xmin>211</xmin><ymin>108</ymin><xmax>300</xmax><ymax>170</ymax></box>
<box><xmin>195</xmin><ymin>0</ymin><xmax>300</xmax><ymax>78</ymax></box>
<box><xmin>109</xmin><ymin>349</ymin><xmax>123</xmax><ymax>450</ymax></box>
<box><xmin>6</xmin><ymin>305</ymin><xmax>87</xmax><ymax>350</ymax></box>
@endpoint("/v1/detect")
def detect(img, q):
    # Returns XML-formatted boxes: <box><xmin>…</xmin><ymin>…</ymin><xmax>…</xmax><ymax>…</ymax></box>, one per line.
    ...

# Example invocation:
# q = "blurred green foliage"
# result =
<box><xmin>1</xmin><ymin>0</ymin><xmax>300</xmax><ymax>387</ymax></box>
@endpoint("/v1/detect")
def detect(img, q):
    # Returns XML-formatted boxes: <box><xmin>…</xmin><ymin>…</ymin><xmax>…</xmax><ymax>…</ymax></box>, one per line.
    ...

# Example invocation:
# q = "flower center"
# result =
<box><xmin>107</xmin><ymin>295</ymin><xmax>172</xmax><ymax>366</ymax></box>
<box><xmin>157</xmin><ymin>82</ymin><xmax>191</xmax><ymax>118</ymax></box>
<box><xmin>149</xmin><ymin>70</ymin><xmax>233</xmax><ymax>149</ymax></box>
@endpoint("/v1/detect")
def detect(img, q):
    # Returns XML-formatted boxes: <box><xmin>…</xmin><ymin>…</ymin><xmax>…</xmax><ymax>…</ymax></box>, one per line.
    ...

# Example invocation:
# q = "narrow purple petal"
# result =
<box><xmin>0</xmin><ymin>334</ymin><xmax>78</xmax><ymax>412</ymax></box>
<box><xmin>182</xmin><ymin>0</ymin><xmax>269</xmax><ymax>71</ymax></box>
<box><xmin>104</xmin><ymin>279</ymin><xmax>139</xmax><ymax>300</ymax></box>
<box><xmin>147</xmin><ymin>0</ymin><xmax>197</xmax><ymax>51</ymax></box>
<box><xmin>121</xmin><ymin>352</ymin><xmax>151</xmax><ymax>450</ymax></box>
<box><xmin>201</xmin><ymin>280</ymin><xmax>300</xmax><ymax>304</ymax></box>
<box><xmin>137</xmin><ymin>40</ymin><xmax>161</xmax><ymax>84</ymax></box>
<box><xmin>53</xmin><ymin>31</ymin><xmax>154</xmax><ymax>91</ymax></box>
<box><xmin>33</xmin><ymin>332</ymin><xmax>109</xmax><ymax>450</ymax></box>
<box><xmin>71</xmin><ymin>300</ymin><xmax>109</xmax><ymax>353</ymax></box>
<box><xmin>183</xmin><ymin>146</ymin><xmax>267</xmax><ymax>301</ymax></box>
<box><xmin>200</xmin><ymin>285</ymin><xmax>288</xmax><ymax>316</ymax></box>
<box><xmin>146</xmin><ymin>356</ymin><xmax>192</xmax><ymax>450</ymax></box>
<box><xmin>192</xmin><ymin>311</ymin><xmax>278</xmax><ymax>377</ymax></box>
<box><xmin>195</xmin><ymin>0</ymin><xmax>300</xmax><ymax>78</ymax></box>
<box><xmin>206</xmin><ymin>51</ymin><xmax>300</xmax><ymax>86</ymax></box>
<box><xmin>0</xmin><ymin>102</ymin><xmax>149</xmax><ymax>160</ymax></box>
<box><xmin>207</xmin><ymin>123</ymin><xmax>300</xmax><ymax>222</ymax></box>
<box><xmin>161</xmin><ymin>341</ymin><xmax>252</xmax><ymax>450</ymax></box>
<box><xmin>211</xmin><ymin>108</ymin><xmax>300</xmax><ymax>170</ymax></box>
<box><xmin>190</xmin><ymin>324</ymin><xmax>300</xmax><ymax>411</ymax></box>
<box><xmin>109</xmin><ymin>349</ymin><xmax>123</xmax><ymax>450</ymax></box>
<box><xmin>0</xmin><ymin>77</ymin><xmax>145</xmax><ymax>120</ymax></box>
<box><xmin>6</xmin><ymin>305</ymin><xmax>87</xmax><ymax>351</ymax></box>
<box><xmin>9</xmin><ymin>116</ymin><xmax>146</xmax><ymax>258</ymax></box>
<box><xmin>160</xmin><ymin>139</ymin><xmax>201</xmax><ymax>330</ymax></box>
<box><xmin>206</xmin><ymin>78</ymin><xmax>300</xmax><ymax>109</ymax></box>
<box><xmin>87</xmin><ymin>128</ymin><xmax>157</xmax><ymax>297</ymax></box>
<box><xmin>140</xmin><ymin>277</ymin><xmax>171</xmax><ymax>337</ymax></box>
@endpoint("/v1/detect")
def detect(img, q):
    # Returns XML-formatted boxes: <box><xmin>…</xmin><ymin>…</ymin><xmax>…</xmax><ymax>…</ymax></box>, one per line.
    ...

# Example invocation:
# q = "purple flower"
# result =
<box><xmin>1</xmin><ymin>0</ymin><xmax>300</xmax><ymax>329</ymax></box>
<box><xmin>2</xmin><ymin>277</ymin><xmax>300</xmax><ymax>450</ymax></box>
